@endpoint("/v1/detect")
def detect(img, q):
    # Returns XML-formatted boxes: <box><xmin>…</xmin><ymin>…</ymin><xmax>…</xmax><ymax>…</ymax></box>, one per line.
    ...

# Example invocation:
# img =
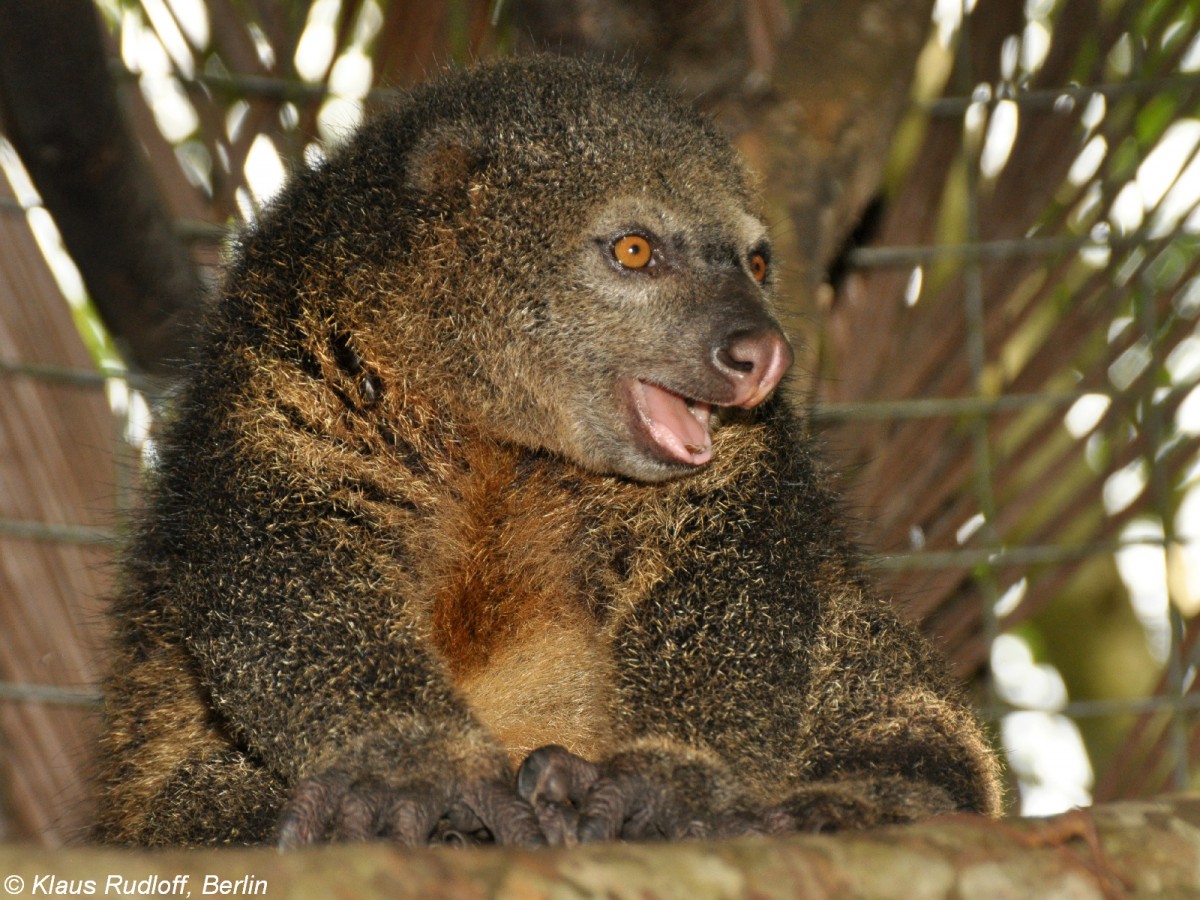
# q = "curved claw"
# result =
<box><xmin>276</xmin><ymin>770</ymin><xmax>354</xmax><ymax>848</ymax></box>
<box><xmin>518</xmin><ymin>745</ymin><xmax>719</xmax><ymax>844</ymax></box>
<box><xmin>576</xmin><ymin>777</ymin><xmax>632</xmax><ymax>843</ymax></box>
<box><xmin>517</xmin><ymin>745</ymin><xmax>600</xmax><ymax>805</ymax></box>
<box><xmin>276</xmin><ymin>770</ymin><xmax>543</xmax><ymax>848</ymax></box>
<box><xmin>460</xmin><ymin>779</ymin><xmax>546</xmax><ymax>847</ymax></box>
<box><xmin>517</xmin><ymin>745</ymin><xmax>600</xmax><ymax>846</ymax></box>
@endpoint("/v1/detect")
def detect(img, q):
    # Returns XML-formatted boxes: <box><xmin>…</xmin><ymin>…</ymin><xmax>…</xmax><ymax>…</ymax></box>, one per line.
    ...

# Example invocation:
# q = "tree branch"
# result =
<box><xmin>762</xmin><ymin>0</ymin><xmax>937</xmax><ymax>290</ymax></box>
<box><xmin>4</xmin><ymin>796</ymin><xmax>1198</xmax><ymax>896</ymax></box>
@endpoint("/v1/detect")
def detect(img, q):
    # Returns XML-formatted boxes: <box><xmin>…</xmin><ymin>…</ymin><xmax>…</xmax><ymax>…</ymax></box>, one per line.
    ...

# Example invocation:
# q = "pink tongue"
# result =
<box><xmin>637</xmin><ymin>381</ymin><xmax>712</xmax><ymax>464</ymax></box>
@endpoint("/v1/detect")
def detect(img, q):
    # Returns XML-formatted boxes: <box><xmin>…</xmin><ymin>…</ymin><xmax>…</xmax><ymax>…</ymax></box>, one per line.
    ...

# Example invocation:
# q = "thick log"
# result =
<box><xmin>2</xmin><ymin>796</ymin><xmax>1197</xmax><ymax>898</ymax></box>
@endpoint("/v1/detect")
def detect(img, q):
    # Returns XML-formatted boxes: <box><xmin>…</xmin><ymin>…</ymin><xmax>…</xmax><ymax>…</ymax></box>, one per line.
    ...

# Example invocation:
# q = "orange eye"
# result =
<box><xmin>613</xmin><ymin>234</ymin><xmax>653</xmax><ymax>269</ymax></box>
<box><xmin>750</xmin><ymin>252</ymin><xmax>768</xmax><ymax>284</ymax></box>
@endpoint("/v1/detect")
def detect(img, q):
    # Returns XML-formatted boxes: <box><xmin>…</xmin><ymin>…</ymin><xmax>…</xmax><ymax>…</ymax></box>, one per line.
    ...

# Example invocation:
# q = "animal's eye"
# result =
<box><xmin>612</xmin><ymin>234</ymin><xmax>653</xmax><ymax>269</ymax></box>
<box><xmin>749</xmin><ymin>251</ymin><xmax>768</xmax><ymax>284</ymax></box>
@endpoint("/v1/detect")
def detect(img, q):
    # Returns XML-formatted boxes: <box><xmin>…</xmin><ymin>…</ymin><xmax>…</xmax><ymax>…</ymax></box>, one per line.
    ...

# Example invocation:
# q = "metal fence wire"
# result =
<box><xmin>2</xmin><ymin>0</ymin><xmax>1200</xmax><ymax>841</ymax></box>
<box><xmin>808</xmin><ymin>3</ymin><xmax>1200</xmax><ymax>813</ymax></box>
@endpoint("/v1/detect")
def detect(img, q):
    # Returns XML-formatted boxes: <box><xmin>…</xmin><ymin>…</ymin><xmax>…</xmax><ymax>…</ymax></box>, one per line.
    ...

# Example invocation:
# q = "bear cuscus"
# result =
<box><xmin>95</xmin><ymin>54</ymin><xmax>1002</xmax><ymax>848</ymax></box>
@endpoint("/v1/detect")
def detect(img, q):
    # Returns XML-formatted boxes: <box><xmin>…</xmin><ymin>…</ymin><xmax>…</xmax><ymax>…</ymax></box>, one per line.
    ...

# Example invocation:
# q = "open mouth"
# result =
<box><xmin>629</xmin><ymin>379</ymin><xmax>717</xmax><ymax>467</ymax></box>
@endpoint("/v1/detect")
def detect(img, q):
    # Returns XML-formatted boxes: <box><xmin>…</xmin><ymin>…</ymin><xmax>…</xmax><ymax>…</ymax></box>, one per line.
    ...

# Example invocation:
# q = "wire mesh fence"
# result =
<box><xmin>2</xmin><ymin>0</ymin><xmax>1200</xmax><ymax>842</ymax></box>
<box><xmin>815</xmin><ymin>0</ymin><xmax>1200</xmax><ymax>812</ymax></box>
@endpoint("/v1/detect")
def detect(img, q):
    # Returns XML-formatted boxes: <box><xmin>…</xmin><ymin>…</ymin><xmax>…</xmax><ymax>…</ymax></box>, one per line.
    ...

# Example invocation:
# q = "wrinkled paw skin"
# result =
<box><xmin>517</xmin><ymin>745</ymin><xmax>751</xmax><ymax>845</ymax></box>
<box><xmin>517</xmin><ymin>745</ymin><xmax>597</xmax><ymax>845</ymax></box>
<box><xmin>275</xmin><ymin>769</ymin><xmax>544</xmax><ymax>848</ymax></box>
<box><xmin>516</xmin><ymin>746</ymin><xmax>904</xmax><ymax>844</ymax></box>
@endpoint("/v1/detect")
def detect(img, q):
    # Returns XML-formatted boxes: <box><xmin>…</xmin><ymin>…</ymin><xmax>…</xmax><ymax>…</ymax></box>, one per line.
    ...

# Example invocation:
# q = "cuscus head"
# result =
<box><xmin>296</xmin><ymin>56</ymin><xmax>794</xmax><ymax>482</ymax></box>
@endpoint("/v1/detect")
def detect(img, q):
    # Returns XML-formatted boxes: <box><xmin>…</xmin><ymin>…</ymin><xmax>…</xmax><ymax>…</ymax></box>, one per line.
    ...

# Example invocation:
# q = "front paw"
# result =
<box><xmin>276</xmin><ymin>768</ymin><xmax>543</xmax><ymax>848</ymax></box>
<box><xmin>517</xmin><ymin>745</ymin><xmax>749</xmax><ymax>845</ymax></box>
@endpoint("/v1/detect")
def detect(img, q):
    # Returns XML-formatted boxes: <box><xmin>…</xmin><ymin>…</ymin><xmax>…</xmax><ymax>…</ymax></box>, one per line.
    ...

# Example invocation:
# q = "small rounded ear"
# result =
<box><xmin>405</xmin><ymin>122</ymin><xmax>486</xmax><ymax>198</ymax></box>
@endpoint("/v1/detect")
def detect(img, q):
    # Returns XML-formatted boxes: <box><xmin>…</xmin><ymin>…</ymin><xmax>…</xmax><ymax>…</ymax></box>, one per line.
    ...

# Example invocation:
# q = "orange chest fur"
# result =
<box><xmin>419</xmin><ymin>458</ymin><xmax>621</xmax><ymax>764</ymax></box>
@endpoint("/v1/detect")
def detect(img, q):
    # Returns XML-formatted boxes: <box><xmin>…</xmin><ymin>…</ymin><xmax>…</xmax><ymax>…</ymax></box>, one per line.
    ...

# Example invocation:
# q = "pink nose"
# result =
<box><xmin>713</xmin><ymin>329</ymin><xmax>794</xmax><ymax>408</ymax></box>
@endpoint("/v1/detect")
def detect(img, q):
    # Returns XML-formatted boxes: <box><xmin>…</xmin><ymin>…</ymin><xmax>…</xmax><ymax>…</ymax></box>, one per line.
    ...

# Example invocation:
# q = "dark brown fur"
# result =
<box><xmin>96</xmin><ymin>56</ymin><xmax>1001</xmax><ymax>847</ymax></box>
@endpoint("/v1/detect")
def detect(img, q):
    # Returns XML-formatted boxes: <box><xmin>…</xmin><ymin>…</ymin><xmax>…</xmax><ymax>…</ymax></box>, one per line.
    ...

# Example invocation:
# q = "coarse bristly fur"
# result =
<box><xmin>95</xmin><ymin>54</ymin><xmax>1002</xmax><ymax>848</ymax></box>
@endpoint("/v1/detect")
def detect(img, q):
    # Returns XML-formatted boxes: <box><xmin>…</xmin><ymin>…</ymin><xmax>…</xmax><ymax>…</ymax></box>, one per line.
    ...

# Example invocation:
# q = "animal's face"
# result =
<box><xmin>473</xmin><ymin>180</ymin><xmax>792</xmax><ymax>483</ymax></box>
<box><xmin>550</xmin><ymin>194</ymin><xmax>792</xmax><ymax>482</ymax></box>
<box><xmin>297</xmin><ymin>60</ymin><xmax>794</xmax><ymax>484</ymax></box>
